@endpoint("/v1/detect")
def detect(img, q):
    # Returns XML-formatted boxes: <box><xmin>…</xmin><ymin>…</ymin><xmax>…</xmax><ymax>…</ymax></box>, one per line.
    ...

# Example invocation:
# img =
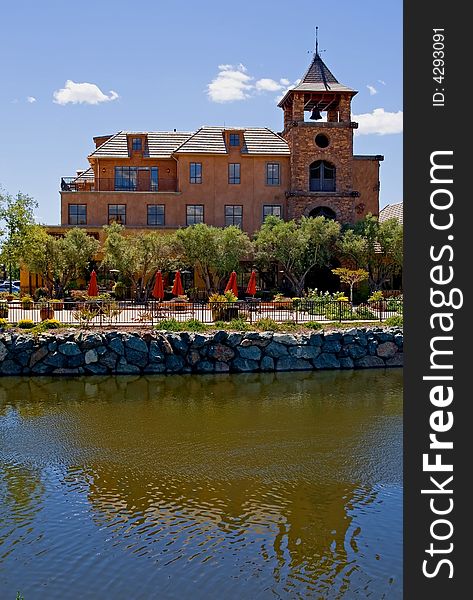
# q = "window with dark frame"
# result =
<box><xmin>266</xmin><ymin>163</ymin><xmax>280</xmax><ymax>185</ymax></box>
<box><xmin>68</xmin><ymin>204</ymin><xmax>87</xmax><ymax>225</ymax></box>
<box><xmin>229</xmin><ymin>133</ymin><xmax>240</xmax><ymax>146</ymax></box>
<box><xmin>309</xmin><ymin>160</ymin><xmax>336</xmax><ymax>192</ymax></box>
<box><xmin>228</xmin><ymin>163</ymin><xmax>241</xmax><ymax>184</ymax></box>
<box><xmin>186</xmin><ymin>204</ymin><xmax>204</xmax><ymax>226</ymax></box>
<box><xmin>115</xmin><ymin>166</ymin><xmax>137</xmax><ymax>191</ymax></box>
<box><xmin>225</xmin><ymin>205</ymin><xmax>243</xmax><ymax>228</ymax></box>
<box><xmin>108</xmin><ymin>204</ymin><xmax>126</xmax><ymax>225</ymax></box>
<box><xmin>132</xmin><ymin>137</ymin><xmax>142</xmax><ymax>151</ymax></box>
<box><xmin>190</xmin><ymin>162</ymin><xmax>202</xmax><ymax>184</ymax></box>
<box><xmin>263</xmin><ymin>205</ymin><xmax>282</xmax><ymax>220</ymax></box>
<box><xmin>150</xmin><ymin>167</ymin><xmax>159</xmax><ymax>191</ymax></box>
<box><xmin>147</xmin><ymin>204</ymin><xmax>165</xmax><ymax>226</ymax></box>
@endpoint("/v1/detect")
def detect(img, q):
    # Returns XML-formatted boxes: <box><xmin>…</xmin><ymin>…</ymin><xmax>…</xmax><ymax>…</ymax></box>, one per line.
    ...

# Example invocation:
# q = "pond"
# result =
<box><xmin>0</xmin><ymin>370</ymin><xmax>402</xmax><ymax>599</ymax></box>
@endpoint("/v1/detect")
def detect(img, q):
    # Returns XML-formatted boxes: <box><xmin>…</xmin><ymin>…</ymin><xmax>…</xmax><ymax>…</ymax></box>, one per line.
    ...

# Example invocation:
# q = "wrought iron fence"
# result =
<box><xmin>1</xmin><ymin>299</ymin><xmax>403</xmax><ymax>327</ymax></box>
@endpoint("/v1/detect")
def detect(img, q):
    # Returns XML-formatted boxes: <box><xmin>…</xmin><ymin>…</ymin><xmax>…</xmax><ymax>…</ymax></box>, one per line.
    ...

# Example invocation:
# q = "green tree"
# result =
<box><xmin>0</xmin><ymin>188</ymin><xmax>38</xmax><ymax>291</ymax></box>
<box><xmin>331</xmin><ymin>267</ymin><xmax>369</xmax><ymax>303</ymax></box>
<box><xmin>336</xmin><ymin>214</ymin><xmax>403</xmax><ymax>290</ymax></box>
<box><xmin>101</xmin><ymin>223</ymin><xmax>179</xmax><ymax>301</ymax></box>
<box><xmin>254</xmin><ymin>216</ymin><xmax>340</xmax><ymax>296</ymax></box>
<box><xmin>175</xmin><ymin>223</ymin><xmax>252</xmax><ymax>293</ymax></box>
<box><xmin>21</xmin><ymin>226</ymin><xmax>99</xmax><ymax>298</ymax></box>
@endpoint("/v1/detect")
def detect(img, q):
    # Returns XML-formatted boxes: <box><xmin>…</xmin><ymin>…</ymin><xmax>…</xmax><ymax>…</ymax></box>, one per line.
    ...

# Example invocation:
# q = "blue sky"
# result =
<box><xmin>0</xmin><ymin>0</ymin><xmax>402</xmax><ymax>224</ymax></box>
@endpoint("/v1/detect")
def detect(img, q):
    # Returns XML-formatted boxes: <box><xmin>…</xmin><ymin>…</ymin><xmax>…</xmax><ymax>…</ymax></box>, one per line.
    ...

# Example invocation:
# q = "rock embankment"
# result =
<box><xmin>0</xmin><ymin>327</ymin><xmax>403</xmax><ymax>376</ymax></box>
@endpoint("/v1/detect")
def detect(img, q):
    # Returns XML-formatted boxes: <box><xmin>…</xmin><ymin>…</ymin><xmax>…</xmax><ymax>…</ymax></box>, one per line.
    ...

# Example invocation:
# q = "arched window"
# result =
<box><xmin>309</xmin><ymin>160</ymin><xmax>336</xmax><ymax>192</ymax></box>
<box><xmin>309</xmin><ymin>206</ymin><xmax>337</xmax><ymax>220</ymax></box>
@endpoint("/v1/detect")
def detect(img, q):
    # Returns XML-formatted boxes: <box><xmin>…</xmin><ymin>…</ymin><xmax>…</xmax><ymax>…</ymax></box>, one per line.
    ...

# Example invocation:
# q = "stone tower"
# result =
<box><xmin>279</xmin><ymin>48</ymin><xmax>382</xmax><ymax>223</ymax></box>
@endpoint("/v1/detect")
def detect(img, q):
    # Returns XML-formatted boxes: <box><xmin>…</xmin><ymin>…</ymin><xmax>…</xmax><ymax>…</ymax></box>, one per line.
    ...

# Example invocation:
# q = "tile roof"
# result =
<box><xmin>294</xmin><ymin>52</ymin><xmax>356</xmax><ymax>93</ymax></box>
<box><xmin>278</xmin><ymin>53</ymin><xmax>356</xmax><ymax>107</ymax></box>
<box><xmin>175</xmin><ymin>127</ymin><xmax>290</xmax><ymax>155</ymax></box>
<box><xmin>174</xmin><ymin>127</ymin><xmax>226</xmax><ymax>154</ymax></box>
<box><xmin>87</xmin><ymin>127</ymin><xmax>290</xmax><ymax>158</ymax></box>
<box><xmin>74</xmin><ymin>167</ymin><xmax>94</xmax><ymax>181</ymax></box>
<box><xmin>242</xmin><ymin>128</ymin><xmax>290</xmax><ymax>155</ymax></box>
<box><xmin>89</xmin><ymin>131</ymin><xmax>193</xmax><ymax>159</ymax></box>
<box><xmin>379</xmin><ymin>202</ymin><xmax>403</xmax><ymax>224</ymax></box>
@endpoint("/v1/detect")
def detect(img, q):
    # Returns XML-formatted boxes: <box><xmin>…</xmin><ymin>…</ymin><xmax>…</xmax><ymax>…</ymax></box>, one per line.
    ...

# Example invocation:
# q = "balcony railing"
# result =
<box><xmin>61</xmin><ymin>177</ymin><xmax>178</xmax><ymax>193</ymax></box>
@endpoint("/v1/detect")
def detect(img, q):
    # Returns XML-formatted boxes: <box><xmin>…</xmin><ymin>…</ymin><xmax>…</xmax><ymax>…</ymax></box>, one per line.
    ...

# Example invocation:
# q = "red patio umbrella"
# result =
<box><xmin>152</xmin><ymin>270</ymin><xmax>164</xmax><ymax>300</ymax></box>
<box><xmin>87</xmin><ymin>270</ymin><xmax>98</xmax><ymax>297</ymax></box>
<box><xmin>246</xmin><ymin>270</ymin><xmax>257</xmax><ymax>296</ymax></box>
<box><xmin>171</xmin><ymin>270</ymin><xmax>184</xmax><ymax>296</ymax></box>
<box><xmin>224</xmin><ymin>271</ymin><xmax>238</xmax><ymax>297</ymax></box>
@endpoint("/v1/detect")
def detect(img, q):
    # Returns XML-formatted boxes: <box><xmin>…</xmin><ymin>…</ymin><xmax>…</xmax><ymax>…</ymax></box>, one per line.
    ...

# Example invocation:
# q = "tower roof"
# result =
<box><xmin>300</xmin><ymin>52</ymin><xmax>340</xmax><ymax>88</ymax></box>
<box><xmin>278</xmin><ymin>52</ymin><xmax>357</xmax><ymax>107</ymax></box>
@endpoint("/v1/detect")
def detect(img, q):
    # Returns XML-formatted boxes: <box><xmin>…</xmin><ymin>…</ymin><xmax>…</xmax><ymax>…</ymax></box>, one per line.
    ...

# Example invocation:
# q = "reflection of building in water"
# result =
<box><xmin>42</xmin><ymin>371</ymin><xmax>401</xmax><ymax>589</ymax></box>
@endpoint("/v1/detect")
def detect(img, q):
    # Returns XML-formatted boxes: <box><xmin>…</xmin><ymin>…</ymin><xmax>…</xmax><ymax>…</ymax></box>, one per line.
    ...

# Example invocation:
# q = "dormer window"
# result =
<box><xmin>229</xmin><ymin>133</ymin><xmax>240</xmax><ymax>147</ymax></box>
<box><xmin>132</xmin><ymin>137</ymin><xmax>142</xmax><ymax>151</ymax></box>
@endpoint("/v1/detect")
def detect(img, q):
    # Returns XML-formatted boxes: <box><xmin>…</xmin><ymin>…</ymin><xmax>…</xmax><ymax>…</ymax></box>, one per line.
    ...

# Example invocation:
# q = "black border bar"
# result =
<box><xmin>404</xmin><ymin>2</ymin><xmax>469</xmax><ymax>596</ymax></box>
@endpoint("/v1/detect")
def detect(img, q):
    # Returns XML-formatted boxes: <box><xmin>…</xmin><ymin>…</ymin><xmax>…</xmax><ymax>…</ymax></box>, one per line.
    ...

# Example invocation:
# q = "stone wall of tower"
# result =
<box><xmin>284</xmin><ymin>123</ymin><xmax>354</xmax><ymax>193</ymax></box>
<box><xmin>287</xmin><ymin>196</ymin><xmax>355</xmax><ymax>223</ymax></box>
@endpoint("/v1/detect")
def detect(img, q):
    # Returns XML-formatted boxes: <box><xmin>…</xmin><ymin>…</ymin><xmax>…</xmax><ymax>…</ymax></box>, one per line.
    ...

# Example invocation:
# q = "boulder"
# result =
<box><xmin>44</xmin><ymin>352</ymin><xmax>66</xmax><ymax>368</ymax></box>
<box><xmin>260</xmin><ymin>356</ymin><xmax>274</xmax><ymax>371</ymax></box>
<box><xmin>84</xmin><ymin>349</ymin><xmax>98</xmax><ymax>364</ymax></box>
<box><xmin>58</xmin><ymin>341</ymin><xmax>81</xmax><ymax>356</ymax></box>
<box><xmin>321</xmin><ymin>340</ymin><xmax>342</xmax><ymax>353</ymax></box>
<box><xmin>100</xmin><ymin>351</ymin><xmax>119</xmax><ymax>370</ymax></box>
<box><xmin>143</xmin><ymin>363</ymin><xmax>166</xmax><ymax>374</ymax></box>
<box><xmin>276</xmin><ymin>357</ymin><xmax>312</xmax><ymax>371</ymax></box>
<box><xmin>29</xmin><ymin>346</ymin><xmax>48</xmax><ymax>367</ymax></box>
<box><xmin>345</xmin><ymin>344</ymin><xmax>367</xmax><ymax>360</ymax></box>
<box><xmin>355</xmin><ymin>356</ymin><xmax>385</xmax><ymax>368</ymax></box>
<box><xmin>125</xmin><ymin>348</ymin><xmax>148</xmax><ymax>367</ymax></box>
<box><xmin>196</xmin><ymin>360</ymin><xmax>215</xmax><ymax>373</ymax></box>
<box><xmin>226</xmin><ymin>333</ymin><xmax>243</xmax><ymax>347</ymax></box>
<box><xmin>149</xmin><ymin>341</ymin><xmax>164</xmax><ymax>363</ymax></box>
<box><xmin>84</xmin><ymin>363</ymin><xmax>108</xmax><ymax>375</ymax></box>
<box><xmin>238</xmin><ymin>346</ymin><xmax>262</xmax><ymax>361</ymax></box>
<box><xmin>289</xmin><ymin>345</ymin><xmax>321</xmax><ymax>360</ymax></box>
<box><xmin>207</xmin><ymin>344</ymin><xmax>235</xmax><ymax>362</ymax></box>
<box><xmin>241</xmin><ymin>332</ymin><xmax>272</xmax><ymax>347</ymax></box>
<box><xmin>165</xmin><ymin>355</ymin><xmax>185</xmax><ymax>372</ymax></box>
<box><xmin>386</xmin><ymin>354</ymin><xmax>403</xmax><ymax>367</ymax></box>
<box><xmin>232</xmin><ymin>358</ymin><xmax>259</xmax><ymax>372</ymax></box>
<box><xmin>123</xmin><ymin>335</ymin><xmax>148</xmax><ymax>354</ymax></box>
<box><xmin>108</xmin><ymin>337</ymin><xmax>125</xmax><ymax>356</ymax></box>
<box><xmin>313</xmin><ymin>353</ymin><xmax>341</xmax><ymax>370</ymax></box>
<box><xmin>167</xmin><ymin>333</ymin><xmax>188</xmax><ymax>354</ymax></box>
<box><xmin>264</xmin><ymin>342</ymin><xmax>288</xmax><ymax>358</ymax></box>
<box><xmin>214</xmin><ymin>361</ymin><xmax>230</xmax><ymax>373</ymax></box>
<box><xmin>0</xmin><ymin>359</ymin><xmax>21</xmax><ymax>375</ymax></box>
<box><xmin>272</xmin><ymin>333</ymin><xmax>299</xmax><ymax>346</ymax></box>
<box><xmin>377</xmin><ymin>342</ymin><xmax>398</xmax><ymax>359</ymax></box>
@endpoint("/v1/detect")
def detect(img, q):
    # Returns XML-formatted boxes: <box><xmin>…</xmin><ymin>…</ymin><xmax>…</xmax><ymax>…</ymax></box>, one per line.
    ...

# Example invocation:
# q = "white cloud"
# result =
<box><xmin>255</xmin><ymin>78</ymin><xmax>284</xmax><ymax>92</ymax></box>
<box><xmin>207</xmin><ymin>64</ymin><xmax>291</xmax><ymax>103</ymax></box>
<box><xmin>53</xmin><ymin>80</ymin><xmax>119</xmax><ymax>105</ymax></box>
<box><xmin>378</xmin><ymin>79</ymin><xmax>386</xmax><ymax>86</ymax></box>
<box><xmin>353</xmin><ymin>108</ymin><xmax>403</xmax><ymax>135</ymax></box>
<box><xmin>27</xmin><ymin>96</ymin><xmax>36</xmax><ymax>103</ymax></box>
<box><xmin>275</xmin><ymin>78</ymin><xmax>300</xmax><ymax>103</ymax></box>
<box><xmin>207</xmin><ymin>64</ymin><xmax>253</xmax><ymax>102</ymax></box>
<box><xmin>367</xmin><ymin>85</ymin><xmax>377</xmax><ymax>96</ymax></box>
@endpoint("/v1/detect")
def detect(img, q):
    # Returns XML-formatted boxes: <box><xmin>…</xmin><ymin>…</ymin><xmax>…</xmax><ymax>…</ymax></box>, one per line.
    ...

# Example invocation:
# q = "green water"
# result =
<box><xmin>0</xmin><ymin>370</ymin><xmax>402</xmax><ymax>599</ymax></box>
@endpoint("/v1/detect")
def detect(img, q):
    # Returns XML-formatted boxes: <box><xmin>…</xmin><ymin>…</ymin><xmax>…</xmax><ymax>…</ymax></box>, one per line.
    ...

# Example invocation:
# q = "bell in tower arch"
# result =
<box><xmin>310</xmin><ymin>107</ymin><xmax>322</xmax><ymax>120</ymax></box>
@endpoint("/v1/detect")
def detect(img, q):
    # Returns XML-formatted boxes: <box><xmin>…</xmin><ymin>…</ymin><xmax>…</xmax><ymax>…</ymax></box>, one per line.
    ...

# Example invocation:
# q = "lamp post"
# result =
<box><xmin>181</xmin><ymin>269</ymin><xmax>191</xmax><ymax>292</ymax></box>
